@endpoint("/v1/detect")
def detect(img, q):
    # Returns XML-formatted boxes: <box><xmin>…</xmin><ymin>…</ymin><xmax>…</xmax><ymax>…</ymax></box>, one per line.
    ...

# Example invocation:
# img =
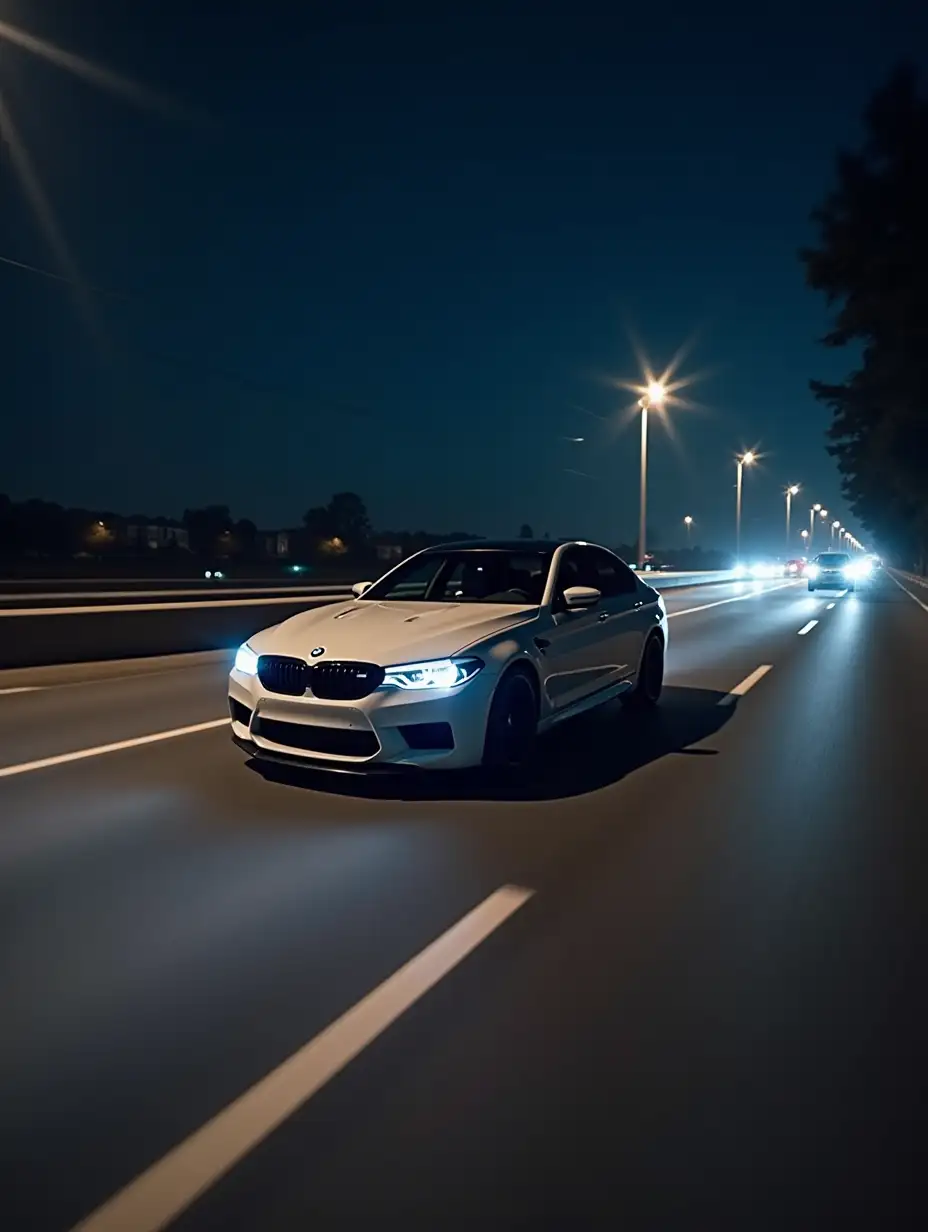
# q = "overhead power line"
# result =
<box><xmin>0</xmin><ymin>249</ymin><xmax>378</xmax><ymax>419</ymax></box>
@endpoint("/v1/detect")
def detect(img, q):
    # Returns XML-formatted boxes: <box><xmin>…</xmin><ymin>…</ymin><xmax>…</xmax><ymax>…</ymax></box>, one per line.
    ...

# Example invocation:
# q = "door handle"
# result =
<box><xmin>534</xmin><ymin>637</ymin><xmax>550</xmax><ymax>653</ymax></box>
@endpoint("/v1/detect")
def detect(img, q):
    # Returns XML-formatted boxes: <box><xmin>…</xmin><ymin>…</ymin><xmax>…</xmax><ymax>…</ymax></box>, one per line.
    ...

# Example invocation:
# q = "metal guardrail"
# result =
<box><xmin>2</xmin><ymin>571</ymin><xmax>740</xmax><ymax>669</ymax></box>
<box><xmin>893</xmin><ymin>569</ymin><xmax>928</xmax><ymax>588</ymax></box>
<box><xmin>0</xmin><ymin>571</ymin><xmax>735</xmax><ymax>617</ymax></box>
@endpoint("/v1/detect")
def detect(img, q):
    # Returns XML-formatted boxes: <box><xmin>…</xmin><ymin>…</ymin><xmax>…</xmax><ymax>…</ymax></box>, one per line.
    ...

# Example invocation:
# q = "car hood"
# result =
<box><xmin>251</xmin><ymin>599</ymin><xmax>538</xmax><ymax>664</ymax></box>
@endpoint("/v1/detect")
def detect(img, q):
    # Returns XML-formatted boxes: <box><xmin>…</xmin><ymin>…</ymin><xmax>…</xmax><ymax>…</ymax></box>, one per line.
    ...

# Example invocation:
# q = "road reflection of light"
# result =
<box><xmin>0</xmin><ymin>788</ymin><xmax>179</xmax><ymax>872</ymax></box>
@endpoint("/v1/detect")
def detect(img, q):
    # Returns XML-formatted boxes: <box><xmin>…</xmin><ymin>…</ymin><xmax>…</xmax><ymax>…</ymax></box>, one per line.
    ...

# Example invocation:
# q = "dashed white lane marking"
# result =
<box><xmin>71</xmin><ymin>885</ymin><xmax>535</xmax><ymax>1232</ymax></box>
<box><xmin>826</xmin><ymin>603</ymin><xmax>835</xmax><ymax>610</ymax></box>
<box><xmin>0</xmin><ymin>719</ymin><xmax>228</xmax><ymax>779</ymax></box>
<box><xmin>0</xmin><ymin>686</ymin><xmax>40</xmax><ymax>695</ymax></box>
<box><xmin>717</xmin><ymin>664</ymin><xmax>772</xmax><ymax>706</ymax></box>
<box><xmin>797</xmin><ymin>620</ymin><xmax>819</xmax><ymax>636</ymax></box>
<box><xmin>668</xmin><ymin>579</ymin><xmax>797</xmax><ymax>620</ymax></box>
<box><xmin>890</xmin><ymin>573</ymin><xmax>928</xmax><ymax>613</ymax></box>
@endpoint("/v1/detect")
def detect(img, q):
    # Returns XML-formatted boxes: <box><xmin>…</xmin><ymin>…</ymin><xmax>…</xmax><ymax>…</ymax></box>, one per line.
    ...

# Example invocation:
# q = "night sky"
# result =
<box><xmin>2</xmin><ymin>0</ymin><xmax>925</xmax><ymax>553</ymax></box>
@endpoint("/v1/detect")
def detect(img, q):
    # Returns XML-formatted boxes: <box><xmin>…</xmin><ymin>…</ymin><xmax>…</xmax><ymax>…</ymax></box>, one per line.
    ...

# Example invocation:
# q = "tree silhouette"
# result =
<box><xmin>801</xmin><ymin>62</ymin><xmax>928</xmax><ymax>567</ymax></box>
<box><xmin>328</xmin><ymin>492</ymin><xmax>371</xmax><ymax>547</ymax></box>
<box><xmin>182</xmin><ymin>506</ymin><xmax>233</xmax><ymax>556</ymax></box>
<box><xmin>303</xmin><ymin>493</ymin><xmax>371</xmax><ymax>554</ymax></box>
<box><xmin>519</xmin><ymin>523</ymin><xmax>534</xmax><ymax>539</ymax></box>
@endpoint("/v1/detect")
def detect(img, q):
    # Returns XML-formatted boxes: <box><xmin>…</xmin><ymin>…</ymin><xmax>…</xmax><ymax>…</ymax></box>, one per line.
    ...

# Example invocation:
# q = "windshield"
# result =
<box><xmin>816</xmin><ymin>553</ymin><xmax>850</xmax><ymax>566</ymax></box>
<box><xmin>360</xmin><ymin>548</ymin><xmax>554</xmax><ymax>604</ymax></box>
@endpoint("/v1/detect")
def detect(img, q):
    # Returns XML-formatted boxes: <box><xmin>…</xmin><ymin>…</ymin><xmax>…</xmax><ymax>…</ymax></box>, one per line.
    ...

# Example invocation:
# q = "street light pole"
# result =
<box><xmin>786</xmin><ymin>485</ymin><xmax>799</xmax><ymax>551</ymax></box>
<box><xmin>637</xmin><ymin>382</ymin><xmax>665</xmax><ymax>567</ymax></box>
<box><xmin>684</xmin><ymin>514</ymin><xmax>693</xmax><ymax>545</ymax></box>
<box><xmin>735</xmin><ymin>451</ymin><xmax>755</xmax><ymax>561</ymax></box>
<box><xmin>832</xmin><ymin>519</ymin><xmax>840</xmax><ymax>546</ymax></box>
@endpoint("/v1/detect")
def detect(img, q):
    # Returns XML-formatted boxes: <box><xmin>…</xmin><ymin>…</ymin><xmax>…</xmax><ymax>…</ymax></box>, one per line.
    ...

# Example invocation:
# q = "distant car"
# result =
<box><xmin>734</xmin><ymin>556</ymin><xmax>781</xmax><ymax>580</ymax></box>
<box><xmin>784</xmin><ymin>558</ymin><xmax>806</xmax><ymax>577</ymax></box>
<box><xmin>807</xmin><ymin>551</ymin><xmax>873</xmax><ymax>592</ymax></box>
<box><xmin>229</xmin><ymin>539</ymin><xmax>669</xmax><ymax>773</ymax></box>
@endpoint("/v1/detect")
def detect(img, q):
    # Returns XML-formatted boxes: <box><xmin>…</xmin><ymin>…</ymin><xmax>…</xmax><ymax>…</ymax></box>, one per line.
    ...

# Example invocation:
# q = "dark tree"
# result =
<box><xmin>519</xmin><ymin>523</ymin><xmax>534</xmax><ymax>538</ymax></box>
<box><xmin>327</xmin><ymin>492</ymin><xmax>371</xmax><ymax>550</ymax></box>
<box><xmin>182</xmin><ymin>506</ymin><xmax>233</xmax><ymax>557</ymax></box>
<box><xmin>302</xmin><ymin>505</ymin><xmax>333</xmax><ymax>541</ymax></box>
<box><xmin>800</xmin><ymin>63</ymin><xmax>928</xmax><ymax>568</ymax></box>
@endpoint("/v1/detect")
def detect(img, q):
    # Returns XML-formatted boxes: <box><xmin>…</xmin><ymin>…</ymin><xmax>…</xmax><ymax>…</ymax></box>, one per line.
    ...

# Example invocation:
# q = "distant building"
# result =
<box><xmin>375</xmin><ymin>542</ymin><xmax>404</xmax><ymax>563</ymax></box>
<box><xmin>260</xmin><ymin>531</ymin><xmax>290</xmax><ymax>558</ymax></box>
<box><xmin>123</xmin><ymin>518</ymin><xmax>189</xmax><ymax>551</ymax></box>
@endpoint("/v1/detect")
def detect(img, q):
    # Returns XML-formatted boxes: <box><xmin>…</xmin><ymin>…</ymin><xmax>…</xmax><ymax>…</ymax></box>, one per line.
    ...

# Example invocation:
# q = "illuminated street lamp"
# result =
<box><xmin>735</xmin><ymin>451</ymin><xmax>756</xmax><ymax>560</ymax></box>
<box><xmin>810</xmin><ymin>503</ymin><xmax>822</xmax><ymax>549</ymax></box>
<box><xmin>801</xmin><ymin>528</ymin><xmax>809</xmax><ymax>552</ymax></box>
<box><xmin>636</xmin><ymin>381</ymin><xmax>666</xmax><ymax>566</ymax></box>
<box><xmin>684</xmin><ymin>514</ymin><xmax>693</xmax><ymax>544</ymax></box>
<box><xmin>785</xmin><ymin>484</ymin><xmax>800</xmax><ymax>548</ymax></box>
<box><xmin>832</xmin><ymin>518</ymin><xmax>840</xmax><ymax>546</ymax></box>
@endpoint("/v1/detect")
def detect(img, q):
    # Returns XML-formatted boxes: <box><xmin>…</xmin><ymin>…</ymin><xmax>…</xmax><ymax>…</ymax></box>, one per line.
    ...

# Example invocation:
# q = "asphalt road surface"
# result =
<box><xmin>1</xmin><ymin>573</ymin><xmax>925</xmax><ymax>1231</ymax></box>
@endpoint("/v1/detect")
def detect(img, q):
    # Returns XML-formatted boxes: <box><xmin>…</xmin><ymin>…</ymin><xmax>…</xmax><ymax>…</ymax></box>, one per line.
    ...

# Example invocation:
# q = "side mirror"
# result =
<box><xmin>563</xmin><ymin>585</ymin><xmax>601</xmax><ymax>611</ymax></box>
<box><xmin>351</xmin><ymin>581</ymin><xmax>372</xmax><ymax>598</ymax></box>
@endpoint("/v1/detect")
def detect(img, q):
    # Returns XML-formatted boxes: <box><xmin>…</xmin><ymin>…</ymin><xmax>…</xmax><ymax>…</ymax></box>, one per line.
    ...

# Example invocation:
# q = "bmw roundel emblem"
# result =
<box><xmin>310</xmin><ymin>647</ymin><xmax>325</xmax><ymax>658</ymax></box>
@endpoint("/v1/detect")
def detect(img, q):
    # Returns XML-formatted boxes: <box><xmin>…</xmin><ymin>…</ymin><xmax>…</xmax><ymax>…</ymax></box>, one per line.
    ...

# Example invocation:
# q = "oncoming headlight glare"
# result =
<box><xmin>234</xmin><ymin>643</ymin><xmax>259</xmax><ymax>675</ymax></box>
<box><xmin>382</xmin><ymin>657</ymin><xmax>483</xmax><ymax>690</ymax></box>
<box><xmin>806</xmin><ymin>565</ymin><xmax>819</xmax><ymax>579</ymax></box>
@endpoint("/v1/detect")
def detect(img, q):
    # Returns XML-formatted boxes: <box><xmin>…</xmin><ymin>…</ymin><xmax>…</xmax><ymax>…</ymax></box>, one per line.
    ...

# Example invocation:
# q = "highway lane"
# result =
<box><xmin>1</xmin><ymin>572</ymin><xmax>923</xmax><ymax>1230</ymax></box>
<box><xmin>0</xmin><ymin>577</ymin><xmax>792</xmax><ymax>770</ymax></box>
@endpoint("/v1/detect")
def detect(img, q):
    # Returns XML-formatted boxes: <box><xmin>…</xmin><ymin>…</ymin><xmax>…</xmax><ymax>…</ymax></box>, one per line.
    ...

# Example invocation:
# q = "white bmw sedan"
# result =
<box><xmin>229</xmin><ymin>539</ymin><xmax>668</xmax><ymax>772</ymax></box>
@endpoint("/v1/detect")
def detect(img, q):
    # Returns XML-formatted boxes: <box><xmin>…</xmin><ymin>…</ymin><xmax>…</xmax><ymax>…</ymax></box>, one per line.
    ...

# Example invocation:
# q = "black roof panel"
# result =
<box><xmin>422</xmin><ymin>538</ymin><xmax>578</xmax><ymax>552</ymax></box>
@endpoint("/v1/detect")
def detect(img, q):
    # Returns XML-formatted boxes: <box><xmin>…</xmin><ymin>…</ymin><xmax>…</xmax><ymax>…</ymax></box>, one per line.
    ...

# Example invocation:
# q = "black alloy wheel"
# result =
<box><xmin>624</xmin><ymin>635</ymin><xmax>664</xmax><ymax>708</ymax></box>
<box><xmin>483</xmin><ymin>671</ymin><xmax>538</xmax><ymax>768</ymax></box>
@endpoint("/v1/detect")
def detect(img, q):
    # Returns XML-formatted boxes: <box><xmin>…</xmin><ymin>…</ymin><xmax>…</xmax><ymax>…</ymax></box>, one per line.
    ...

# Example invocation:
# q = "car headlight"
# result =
<box><xmin>381</xmin><ymin>657</ymin><xmax>483</xmax><ymax>690</ymax></box>
<box><xmin>806</xmin><ymin>565</ymin><xmax>819</xmax><ymax>579</ymax></box>
<box><xmin>234</xmin><ymin>643</ymin><xmax>259</xmax><ymax>675</ymax></box>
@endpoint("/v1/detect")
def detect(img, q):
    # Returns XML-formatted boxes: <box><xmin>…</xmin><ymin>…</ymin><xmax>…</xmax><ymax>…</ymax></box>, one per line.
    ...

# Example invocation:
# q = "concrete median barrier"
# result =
<box><xmin>2</xmin><ymin>571</ymin><xmax>738</xmax><ymax>669</ymax></box>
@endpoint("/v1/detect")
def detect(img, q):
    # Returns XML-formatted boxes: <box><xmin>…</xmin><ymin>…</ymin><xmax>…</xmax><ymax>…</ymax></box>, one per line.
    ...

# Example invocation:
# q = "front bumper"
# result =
<box><xmin>229</xmin><ymin>665</ymin><xmax>498</xmax><ymax>771</ymax></box>
<box><xmin>810</xmin><ymin>572</ymin><xmax>855</xmax><ymax>587</ymax></box>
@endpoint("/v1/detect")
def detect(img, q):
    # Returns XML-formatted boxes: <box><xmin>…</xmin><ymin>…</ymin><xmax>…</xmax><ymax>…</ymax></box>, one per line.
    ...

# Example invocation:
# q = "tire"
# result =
<box><xmin>808</xmin><ymin>583</ymin><xmax>815</xmax><ymax>592</ymax></box>
<box><xmin>847</xmin><ymin>583</ymin><xmax>855</xmax><ymax>592</ymax></box>
<box><xmin>623</xmin><ymin>634</ymin><xmax>664</xmax><ymax>709</ymax></box>
<box><xmin>482</xmin><ymin>669</ymin><xmax>538</xmax><ymax>769</ymax></box>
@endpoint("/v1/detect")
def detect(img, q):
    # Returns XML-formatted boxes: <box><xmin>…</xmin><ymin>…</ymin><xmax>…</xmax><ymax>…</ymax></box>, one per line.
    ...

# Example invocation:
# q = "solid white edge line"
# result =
<box><xmin>71</xmin><ymin>884</ymin><xmax>535</xmax><ymax>1232</ymax></box>
<box><xmin>797</xmin><ymin>620</ymin><xmax>819</xmax><ymax>636</ymax></box>
<box><xmin>0</xmin><ymin>594</ymin><xmax>349</xmax><ymax>617</ymax></box>
<box><xmin>667</xmin><ymin>579</ymin><xmax>797</xmax><ymax>620</ymax></box>
<box><xmin>0</xmin><ymin>584</ymin><xmax>354</xmax><ymax>604</ymax></box>
<box><xmin>717</xmin><ymin>664</ymin><xmax>772</xmax><ymax>706</ymax></box>
<box><xmin>0</xmin><ymin>719</ymin><xmax>229</xmax><ymax>779</ymax></box>
<box><xmin>889</xmin><ymin>572</ymin><xmax>928</xmax><ymax>613</ymax></box>
<box><xmin>0</xmin><ymin>686</ymin><xmax>40</xmax><ymax>695</ymax></box>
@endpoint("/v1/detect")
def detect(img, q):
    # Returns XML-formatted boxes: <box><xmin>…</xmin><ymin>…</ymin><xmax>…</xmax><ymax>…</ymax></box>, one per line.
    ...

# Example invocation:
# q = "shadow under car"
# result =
<box><xmin>242</xmin><ymin>685</ymin><xmax>734</xmax><ymax>803</ymax></box>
